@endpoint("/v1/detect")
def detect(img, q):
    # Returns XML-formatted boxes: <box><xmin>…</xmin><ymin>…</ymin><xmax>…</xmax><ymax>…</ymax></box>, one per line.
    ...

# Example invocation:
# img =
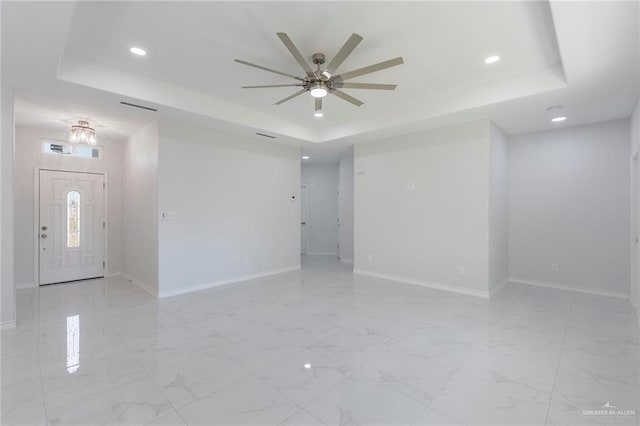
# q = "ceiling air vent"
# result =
<box><xmin>120</xmin><ymin>101</ymin><xmax>158</xmax><ymax>112</ymax></box>
<box><xmin>256</xmin><ymin>132</ymin><xmax>276</xmax><ymax>139</ymax></box>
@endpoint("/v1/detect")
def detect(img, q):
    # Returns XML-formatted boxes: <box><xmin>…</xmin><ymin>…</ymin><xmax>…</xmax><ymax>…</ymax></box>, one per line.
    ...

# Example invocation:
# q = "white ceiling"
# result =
<box><xmin>2</xmin><ymin>1</ymin><xmax>639</xmax><ymax>162</ymax></box>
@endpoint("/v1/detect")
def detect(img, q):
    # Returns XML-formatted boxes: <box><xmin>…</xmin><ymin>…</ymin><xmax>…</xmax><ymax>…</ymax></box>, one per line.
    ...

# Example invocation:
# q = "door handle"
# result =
<box><xmin>41</xmin><ymin>234</ymin><xmax>48</xmax><ymax>239</ymax></box>
<box><xmin>300</xmin><ymin>222</ymin><xmax>306</xmax><ymax>225</ymax></box>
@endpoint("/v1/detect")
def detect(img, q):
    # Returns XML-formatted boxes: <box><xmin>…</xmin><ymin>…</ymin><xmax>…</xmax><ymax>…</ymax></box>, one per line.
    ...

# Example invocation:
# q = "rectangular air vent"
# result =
<box><xmin>120</xmin><ymin>101</ymin><xmax>158</xmax><ymax>112</ymax></box>
<box><xmin>256</xmin><ymin>132</ymin><xmax>276</xmax><ymax>139</ymax></box>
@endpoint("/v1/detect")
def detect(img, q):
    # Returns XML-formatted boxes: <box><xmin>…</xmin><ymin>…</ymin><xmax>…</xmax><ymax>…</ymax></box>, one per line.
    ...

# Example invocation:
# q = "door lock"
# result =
<box><xmin>41</xmin><ymin>234</ymin><xmax>48</xmax><ymax>239</ymax></box>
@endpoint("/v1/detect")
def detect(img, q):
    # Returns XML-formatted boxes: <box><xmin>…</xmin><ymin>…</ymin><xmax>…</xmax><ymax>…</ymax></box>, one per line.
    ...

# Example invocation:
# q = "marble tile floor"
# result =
<box><xmin>2</xmin><ymin>256</ymin><xmax>639</xmax><ymax>425</ymax></box>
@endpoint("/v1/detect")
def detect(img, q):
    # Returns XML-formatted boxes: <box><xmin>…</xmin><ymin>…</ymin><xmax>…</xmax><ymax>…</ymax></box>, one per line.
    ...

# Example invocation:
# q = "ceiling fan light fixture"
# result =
<box><xmin>314</xmin><ymin>110</ymin><xmax>323</xmax><ymax>118</ymax></box>
<box><xmin>310</xmin><ymin>83</ymin><xmax>328</xmax><ymax>98</ymax></box>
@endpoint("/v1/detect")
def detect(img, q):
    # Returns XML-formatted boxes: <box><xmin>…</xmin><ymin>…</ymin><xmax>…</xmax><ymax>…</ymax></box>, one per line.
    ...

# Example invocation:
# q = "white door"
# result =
<box><xmin>39</xmin><ymin>170</ymin><xmax>105</xmax><ymax>285</ymax></box>
<box><xmin>300</xmin><ymin>185</ymin><xmax>308</xmax><ymax>254</ymax></box>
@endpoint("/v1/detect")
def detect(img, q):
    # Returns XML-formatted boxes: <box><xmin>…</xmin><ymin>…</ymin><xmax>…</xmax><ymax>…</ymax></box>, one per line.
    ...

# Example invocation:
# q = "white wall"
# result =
<box><xmin>301</xmin><ymin>163</ymin><xmax>339</xmax><ymax>256</ymax></box>
<box><xmin>354</xmin><ymin>120</ymin><xmax>491</xmax><ymax>297</ymax></box>
<box><xmin>1</xmin><ymin>82</ymin><xmax>15</xmax><ymax>328</ymax></box>
<box><xmin>157</xmin><ymin>122</ymin><xmax>300</xmax><ymax>298</ymax></box>
<box><xmin>631</xmin><ymin>97</ymin><xmax>640</xmax><ymax>309</ymax></box>
<box><xmin>13</xmin><ymin>126</ymin><xmax>125</xmax><ymax>288</ymax></box>
<box><xmin>122</xmin><ymin>122</ymin><xmax>159</xmax><ymax>295</ymax></box>
<box><xmin>489</xmin><ymin>122</ymin><xmax>509</xmax><ymax>293</ymax></box>
<box><xmin>338</xmin><ymin>151</ymin><xmax>354</xmax><ymax>263</ymax></box>
<box><xmin>509</xmin><ymin>119</ymin><xmax>631</xmax><ymax>297</ymax></box>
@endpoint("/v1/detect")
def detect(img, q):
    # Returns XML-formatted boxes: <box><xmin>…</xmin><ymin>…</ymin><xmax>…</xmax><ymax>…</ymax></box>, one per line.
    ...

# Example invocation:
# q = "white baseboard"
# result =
<box><xmin>306</xmin><ymin>252</ymin><xmax>338</xmax><ymax>256</ymax></box>
<box><xmin>340</xmin><ymin>258</ymin><xmax>354</xmax><ymax>264</ymax></box>
<box><xmin>16</xmin><ymin>282</ymin><xmax>35</xmax><ymax>290</ymax></box>
<box><xmin>490</xmin><ymin>279</ymin><xmax>508</xmax><ymax>296</ymax></box>
<box><xmin>105</xmin><ymin>271</ymin><xmax>122</xmax><ymax>278</ymax></box>
<box><xmin>354</xmin><ymin>268</ymin><xmax>490</xmax><ymax>299</ymax></box>
<box><xmin>509</xmin><ymin>277</ymin><xmax>629</xmax><ymax>300</ymax></box>
<box><xmin>1</xmin><ymin>320</ymin><xmax>16</xmax><ymax>331</ymax></box>
<box><xmin>158</xmin><ymin>265</ymin><xmax>301</xmax><ymax>299</ymax></box>
<box><xmin>122</xmin><ymin>273</ymin><xmax>158</xmax><ymax>298</ymax></box>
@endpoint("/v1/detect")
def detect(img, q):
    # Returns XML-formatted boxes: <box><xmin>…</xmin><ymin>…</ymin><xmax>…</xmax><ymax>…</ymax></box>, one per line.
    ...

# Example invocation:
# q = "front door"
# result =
<box><xmin>39</xmin><ymin>170</ymin><xmax>105</xmax><ymax>285</ymax></box>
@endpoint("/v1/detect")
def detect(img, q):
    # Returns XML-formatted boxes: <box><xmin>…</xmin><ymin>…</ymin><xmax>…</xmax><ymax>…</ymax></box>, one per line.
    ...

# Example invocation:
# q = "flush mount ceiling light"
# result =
<box><xmin>129</xmin><ymin>46</ymin><xmax>147</xmax><ymax>56</ymax></box>
<box><xmin>235</xmin><ymin>32</ymin><xmax>403</xmax><ymax>116</ymax></box>
<box><xmin>551</xmin><ymin>116</ymin><xmax>567</xmax><ymax>122</ymax></box>
<box><xmin>69</xmin><ymin>120</ymin><xmax>96</xmax><ymax>145</ymax></box>
<box><xmin>484</xmin><ymin>55</ymin><xmax>500</xmax><ymax>64</ymax></box>
<box><xmin>302</xmin><ymin>155</ymin><xmax>310</xmax><ymax>160</ymax></box>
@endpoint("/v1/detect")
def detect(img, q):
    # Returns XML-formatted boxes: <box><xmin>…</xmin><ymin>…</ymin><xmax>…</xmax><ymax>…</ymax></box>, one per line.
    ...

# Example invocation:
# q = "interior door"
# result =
<box><xmin>300</xmin><ymin>185</ymin><xmax>308</xmax><ymax>254</ymax></box>
<box><xmin>39</xmin><ymin>170</ymin><xmax>105</xmax><ymax>285</ymax></box>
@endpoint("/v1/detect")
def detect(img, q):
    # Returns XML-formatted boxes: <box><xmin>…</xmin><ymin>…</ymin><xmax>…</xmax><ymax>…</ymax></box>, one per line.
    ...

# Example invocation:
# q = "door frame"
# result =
<box><xmin>300</xmin><ymin>184</ymin><xmax>308</xmax><ymax>255</ymax></box>
<box><xmin>33</xmin><ymin>168</ymin><xmax>110</xmax><ymax>286</ymax></box>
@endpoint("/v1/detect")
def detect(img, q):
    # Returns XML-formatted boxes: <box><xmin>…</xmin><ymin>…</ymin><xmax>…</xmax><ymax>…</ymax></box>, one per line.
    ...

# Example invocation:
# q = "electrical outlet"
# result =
<box><xmin>457</xmin><ymin>266</ymin><xmax>465</xmax><ymax>276</ymax></box>
<box><xmin>552</xmin><ymin>264</ymin><xmax>559</xmax><ymax>272</ymax></box>
<box><xmin>244</xmin><ymin>256</ymin><xmax>250</xmax><ymax>265</ymax></box>
<box><xmin>367</xmin><ymin>254</ymin><xmax>373</xmax><ymax>262</ymax></box>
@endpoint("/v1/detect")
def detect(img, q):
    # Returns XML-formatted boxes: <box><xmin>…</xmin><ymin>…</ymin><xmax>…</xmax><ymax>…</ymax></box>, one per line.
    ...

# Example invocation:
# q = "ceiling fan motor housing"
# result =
<box><xmin>312</xmin><ymin>53</ymin><xmax>326</xmax><ymax>65</ymax></box>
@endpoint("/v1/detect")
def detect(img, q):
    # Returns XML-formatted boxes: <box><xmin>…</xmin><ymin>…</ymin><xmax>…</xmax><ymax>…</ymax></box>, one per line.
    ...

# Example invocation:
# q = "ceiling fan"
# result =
<box><xmin>235</xmin><ymin>33</ymin><xmax>403</xmax><ymax>117</ymax></box>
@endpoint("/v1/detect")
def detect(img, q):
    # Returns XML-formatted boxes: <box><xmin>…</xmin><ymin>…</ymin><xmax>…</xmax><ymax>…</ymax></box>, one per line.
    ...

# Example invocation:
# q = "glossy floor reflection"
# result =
<box><xmin>2</xmin><ymin>256</ymin><xmax>639</xmax><ymax>425</ymax></box>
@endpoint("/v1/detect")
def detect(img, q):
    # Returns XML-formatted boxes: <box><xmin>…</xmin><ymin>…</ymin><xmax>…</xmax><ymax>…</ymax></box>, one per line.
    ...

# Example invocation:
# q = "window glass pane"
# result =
<box><xmin>41</xmin><ymin>140</ymin><xmax>101</xmax><ymax>159</ymax></box>
<box><xmin>67</xmin><ymin>191</ymin><xmax>80</xmax><ymax>248</ymax></box>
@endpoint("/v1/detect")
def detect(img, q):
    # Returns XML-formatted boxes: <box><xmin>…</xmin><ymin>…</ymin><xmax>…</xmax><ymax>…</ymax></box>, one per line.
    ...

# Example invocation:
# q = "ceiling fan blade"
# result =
<box><xmin>276</xmin><ymin>32</ymin><xmax>315</xmax><ymax>77</ymax></box>
<box><xmin>274</xmin><ymin>89</ymin><xmax>307</xmax><ymax>105</ymax></box>
<box><xmin>338</xmin><ymin>57</ymin><xmax>404</xmax><ymax>81</ymax></box>
<box><xmin>315</xmin><ymin>97</ymin><xmax>322</xmax><ymax>112</ymax></box>
<box><xmin>325</xmin><ymin>33</ymin><xmax>363</xmax><ymax>74</ymax></box>
<box><xmin>235</xmin><ymin>59</ymin><xmax>304</xmax><ymax>81</ymax></box>
<box><xmin>331</xmin><ymin>90</ymin><xmax>363</xmax><ymax>107</ymax></box>
<box><xmin>242</xmin><ymin>84</ymin><xmax>304</xmax><ymax>89</ymax></box>
<box><xmin>338</xmin><ymin>82</ymin><xmax>397</xmax><ymax>90</ymax></box>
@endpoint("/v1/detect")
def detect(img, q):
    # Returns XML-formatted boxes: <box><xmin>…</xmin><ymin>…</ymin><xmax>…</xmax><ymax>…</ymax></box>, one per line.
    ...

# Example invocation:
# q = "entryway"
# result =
<box><xmin>38</xmin><ymin>170</ymin><xmax>105</xmax><ymax>285</ymax></box>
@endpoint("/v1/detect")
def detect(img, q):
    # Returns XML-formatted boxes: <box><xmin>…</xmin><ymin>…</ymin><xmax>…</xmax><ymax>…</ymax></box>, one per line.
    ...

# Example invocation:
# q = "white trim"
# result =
<box><xmin>122</xmin><ymin>272</ymin><xmax>158</xmax><ymax>298</ymax></box>
<box><xmin>158</xmin><ymin>265</ymin><xmax>301</xmax><ymax>299</ymax></box>
<box><xmin>307</xmin><ymin>252</ymin><xmax>338</xmax><ymax>256</ymax></box>
<box><xmin>300</xmin><ymin>184</ymin><xmax>308</xmax><ymax>255</ymax></box>
<box><xmin>354</xmin><ymin>268</ymin><xmax>490</xmax><ymax>299</ymax></box>
<box><xmin>340</xmin><ymin>258</ymin><xmax>354</xmax><ymax>264</ymax></box>
<box><xmin>490</xmin><ymin>278</ymin><xmax>508</xmax><ymax>296</ymax></box>
<box><xmin>16</xmin><ymin>282</ymin><xmax>35</xmax><ymax>290</ymax></box>
<box><xmin>105</xmin><ymin>271</ymin><xmax>122</xmax><ymax>278</ymax></box>
<box><xmin>509</xmin><ymin>277</ymin><xmax>629</xmax><ymax>300</ymax></box>
<box><xmin>1</xmin><ymin>320</ymin><xmax>16</xmax><ymax>331</ymax></box>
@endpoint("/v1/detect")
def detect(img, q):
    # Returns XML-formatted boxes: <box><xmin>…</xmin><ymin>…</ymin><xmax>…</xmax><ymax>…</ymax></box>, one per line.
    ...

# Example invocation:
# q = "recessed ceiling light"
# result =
<box><xmin>303</xmin><ymin>363</ymin><xmax>312</xmax><ymax>369</ymax></box>
<box><xmin>551</xmin><ymin>116</ymin><xmax>567</xmax><ymax>122</ymax></box>
<box><xmin>302</xmin><ymin>155</ymin><xmax>310</xmax><ymax>160</ymax></box>
<box><xmin>484</xmin><ymin>55</ymin><xmax>500</xmax><ymax>64</ymax></box>
<box><xmin>130</xmin><ymin>47</ymin><xmax>147</xmax><ymax>56</ymax></box>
